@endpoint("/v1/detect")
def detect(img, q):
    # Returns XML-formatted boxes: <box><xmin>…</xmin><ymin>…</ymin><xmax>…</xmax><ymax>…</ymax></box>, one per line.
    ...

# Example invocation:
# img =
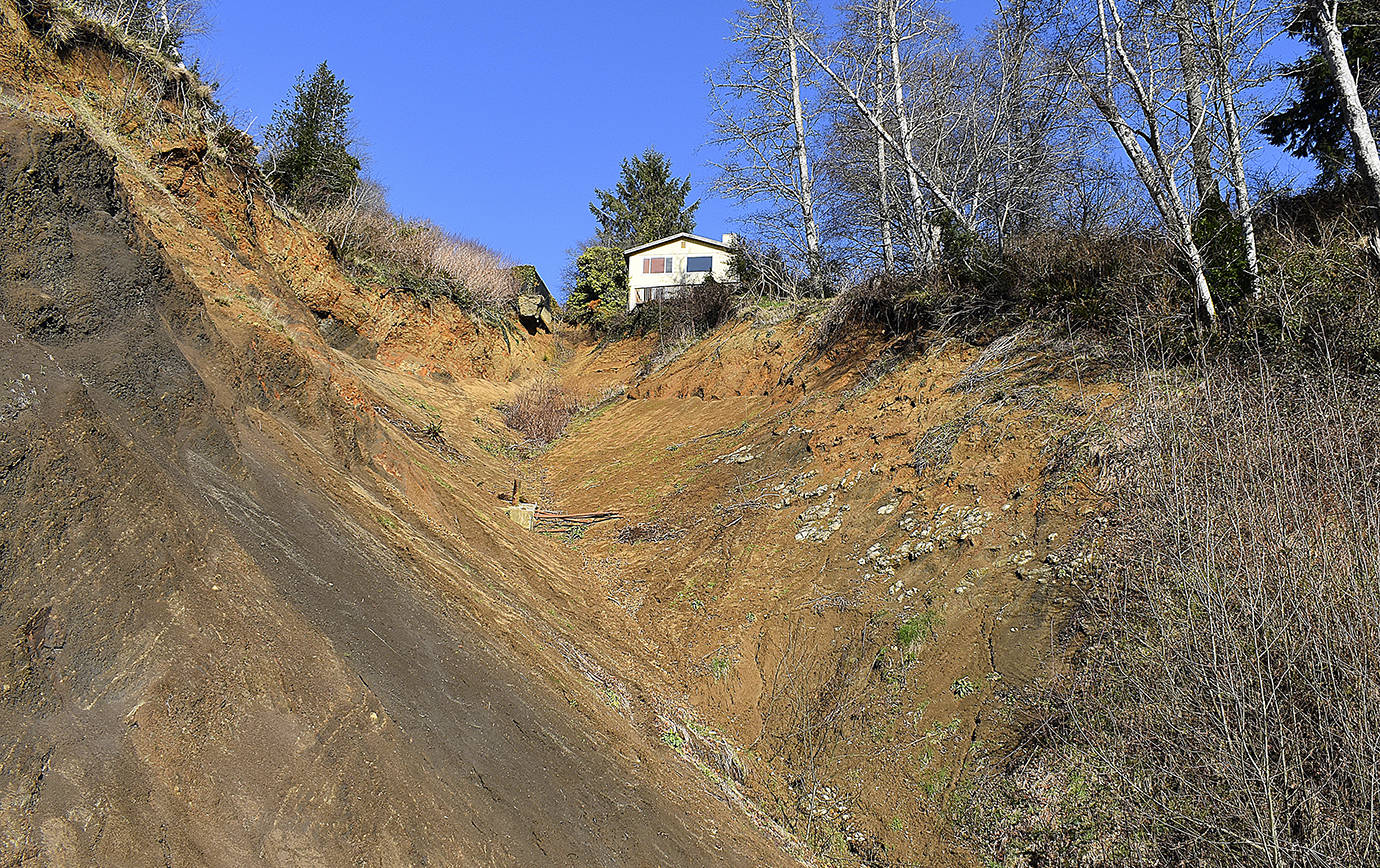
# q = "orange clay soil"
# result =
<box><xmin>0</xmin><ymin>9</ymin><xmax>799</xmax><ymax>866</ymax></box>
<box><xmin>539</xmin><ymin>321</ymin><xmax>1122</xmax><ymax>865</ymax></box>
<box><xmin>0</xmin><ymin>7</ymin><xmax>1123</xmax><ymax>866</ymax></box>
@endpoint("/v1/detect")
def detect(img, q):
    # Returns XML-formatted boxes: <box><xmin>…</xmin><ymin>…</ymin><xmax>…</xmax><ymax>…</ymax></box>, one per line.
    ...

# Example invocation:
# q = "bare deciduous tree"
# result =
<box><xmin>1306</xmin><ymin>0</ymin><xmax>1380</xmax><ymax>266</ymax></box>
<box><xmin>978</xmin><ymin>0</ymin><xmax>1094</xmax><ymax>246</ymax></box>
<box><xmin>1170</xmin><ymin>0</ymin><xmax>1220</xmax><ymax>202</ymax></box>
<box><xmin>709</xmin><ymin>0</ymin><xmax>825</xmax><ymax>273</ymax></box>
<box><xmin>1199</xmin><ymin>0</ymin><xmax>1286</xmax><ymax>299</ymax></box>
<box><xmin>812</xmin><ymin>0</ymin><xmax>1097</xmax><ymax>268</ymax></box>
<box><xmin>1073</xmin><ymin>0</ymin><xmax>1219</xmax><ymax>325</ymax></box>
<box><xmin>797</xmin><ymin>1</ymin><xmax>977</xmax><ymax>267</ymax></box>
<box><xmin>817</xmin><ymin>3</ymin><xmax>902</xmax><ymax>273</ymax></box>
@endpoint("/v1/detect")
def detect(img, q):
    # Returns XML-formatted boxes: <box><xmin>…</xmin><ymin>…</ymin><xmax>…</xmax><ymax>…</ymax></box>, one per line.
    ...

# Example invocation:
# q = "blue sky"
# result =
<box><xmin>192</xmin><ymin>1</ymin><xmax>993</xmax><ymax>292</ymax></box>
<box><xmin>192</xmin><ymin>2</ymin><xmax>1308</xmax><ymax>295</ymax></box>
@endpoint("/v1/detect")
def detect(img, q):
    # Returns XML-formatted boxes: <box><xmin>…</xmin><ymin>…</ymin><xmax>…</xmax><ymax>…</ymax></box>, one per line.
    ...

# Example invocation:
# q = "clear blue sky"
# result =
<box><xmin>192</xmin><ymin>2</ymin><xmax>1307</xmax><ymax>295</ymax></box>
<box><xmin>191</xmin><ymin>1</ymin><xmax>992</xmax><ymax>292</ymax></box>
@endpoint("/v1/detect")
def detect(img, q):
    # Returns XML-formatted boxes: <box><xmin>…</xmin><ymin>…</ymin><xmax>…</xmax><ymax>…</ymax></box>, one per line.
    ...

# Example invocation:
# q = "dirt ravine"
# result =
<box><xmin>0</xmin><ymin>47</ymin><xmax>799</xmax><ymax>868</ymax></box>
<box><xmin>0</xmin><ymin>8</ymin><xmax>1122</xmax><ymax>865</ymax></box>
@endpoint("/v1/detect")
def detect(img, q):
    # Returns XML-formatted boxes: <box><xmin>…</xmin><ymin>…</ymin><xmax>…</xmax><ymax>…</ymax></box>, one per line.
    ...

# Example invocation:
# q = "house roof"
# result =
<box><xmin>623</xmin><ymin>233</ymin><xmax>732</xmax><ymax>258</ymax></box>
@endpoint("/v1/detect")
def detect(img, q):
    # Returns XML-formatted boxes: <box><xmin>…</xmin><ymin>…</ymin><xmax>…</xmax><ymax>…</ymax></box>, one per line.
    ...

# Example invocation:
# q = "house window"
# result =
<box><xmin>642</xmin><ymin>256</ymin><xmax>674</xmax><ymax>275</ymax></box>
<box><xmin>686</xmin><ymin>256</ymin><xmax>713</xmax><ymax>273</ymax></box>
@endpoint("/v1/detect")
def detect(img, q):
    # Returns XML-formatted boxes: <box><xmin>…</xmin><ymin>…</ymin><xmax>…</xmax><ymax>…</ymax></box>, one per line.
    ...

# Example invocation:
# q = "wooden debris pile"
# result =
<box><xmin>534</xmin><ymin>510</ymin><xmax>621</xmax><ymax>532</ymax></box>
<box><xmin>499</xmin><ymin>481</ymin><xmax>620</xmax><ymax>532</ymax></box>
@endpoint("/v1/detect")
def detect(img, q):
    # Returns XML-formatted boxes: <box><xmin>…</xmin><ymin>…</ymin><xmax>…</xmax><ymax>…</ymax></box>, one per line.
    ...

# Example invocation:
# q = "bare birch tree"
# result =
<box><xmin>1198</xmin><ymin>0</ymin><xmax>1288</xmax><ymax>299</ymax></box>
<box><xmin>1306</xmin><ymin>0</ymin><xmax>1380</xmax><ymax>266</ymax></box>
<box><xmin>979</xmin><ymin>0</ymin><xmax>1095</xmax><ymax>245</ymax></box>
<box><xmin>819</xmin><ymin>100</ymin><xmax>900</xmax><ymax>274</ymax></box>
<box><xmin>874</xmin><ymin>12</ymin><xmax>897</xmax><ymax>272</ymax></box>
<box><xmin>796</xmin><ymin>1</ymin><xmax>979</xmax><ymax>267</ymax></box>
<box><xmin>883</xmin><ymin>0</ymin><xmax>944</xmax><ymax>265</ymax></box>
<box><xmin>818</xmin><ymin>3</ymin><xmax>903</xmax><ymax>272</ymax></box>
<box><xmin>709</xmin><ymin>0</ymin><xmax>825</xmax><ymax>272</ymax></box>
<box><xmin>817</xmin><ymin>0</ymin><xmax>1106</xmax><ymax>268</ymax></box>
<box><xmin>1072</xmin><ymin>0</ymin><xmax>1219</xmax><ymax>325</ymax></box>
<box><xmin>1169</xmin><ymin>0</ymin><xmax>1220</xmax><ymax>203</ymax></box>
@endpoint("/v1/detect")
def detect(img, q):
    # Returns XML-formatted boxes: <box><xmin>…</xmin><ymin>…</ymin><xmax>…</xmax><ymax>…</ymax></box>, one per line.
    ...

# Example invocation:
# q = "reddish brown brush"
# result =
<box><xmin>970</xmin><ymin>356</ymin><xmax>1380</xmax><ymax>865</ymax></box>
<box><xmin>502</xmin><ymin>380</ymin><xmax>580</xmax><ymax>446</ymax></box>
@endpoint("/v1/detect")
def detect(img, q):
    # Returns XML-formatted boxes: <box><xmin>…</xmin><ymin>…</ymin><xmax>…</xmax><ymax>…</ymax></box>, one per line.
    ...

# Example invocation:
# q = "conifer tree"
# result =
<box><xmin>589</xmin><ymin>150</ymin><xmax>699</xmax><ymax>248</ymax></box>
<box><xmin>1264</xmin><ymin>4</ymin><xmax>1379</xmax><ymax>184</ymax></box>
<box><xmin>263</xmin><ymin>62</ymin><xmax>362</xmax><ymax>211</ymax></box>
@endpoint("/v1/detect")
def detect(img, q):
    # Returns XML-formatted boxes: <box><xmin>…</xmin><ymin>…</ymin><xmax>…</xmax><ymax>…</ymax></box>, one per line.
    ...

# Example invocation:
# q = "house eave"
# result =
<box><xmin>622</xmin><ymin>233</ymin><xmax>733</xmax><ymax>259</ymax></box>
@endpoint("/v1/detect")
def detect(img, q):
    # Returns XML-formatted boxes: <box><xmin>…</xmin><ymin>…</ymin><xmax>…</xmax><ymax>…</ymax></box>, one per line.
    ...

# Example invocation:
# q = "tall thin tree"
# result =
<box><xmin>1306</xmin><ymin>0</ymin><xmax>1380</xmax><ymax>266</ymax></box>
<box><xmin>709</xmin><ymin>0</ymin><xmax>824</xmax><ymax>273</ymax></box>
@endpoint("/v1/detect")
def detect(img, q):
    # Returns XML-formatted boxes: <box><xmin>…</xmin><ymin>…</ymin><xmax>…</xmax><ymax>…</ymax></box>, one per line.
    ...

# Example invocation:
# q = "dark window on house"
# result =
<box><xmin>686</xmin><ymin>256</ymin><xmax>713</xmax><ymax>273</ymax></box>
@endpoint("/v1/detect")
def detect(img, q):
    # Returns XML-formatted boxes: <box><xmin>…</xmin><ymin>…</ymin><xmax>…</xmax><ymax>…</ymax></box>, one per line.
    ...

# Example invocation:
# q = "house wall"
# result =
<box><xmin>626</xmin><ymin>237</ymin><xmax>734</xmax><ymax>310</ymax></box>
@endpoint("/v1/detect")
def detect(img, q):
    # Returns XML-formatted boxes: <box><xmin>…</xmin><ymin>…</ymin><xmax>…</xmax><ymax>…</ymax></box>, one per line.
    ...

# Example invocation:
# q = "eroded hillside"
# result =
<box><xmin>0</xmin><ymin>8</ymin><xmax>799</xmax><ymax>865</ymax></box>
<box><xmin>0</xmin><ymin>6</ymin><xmax>1123</xmax><ymax>866</ymax></box>
<box><xmin>531</xmin><ymin>319</ymin><xmax>1119</xmax><ymax>865</ymax></box>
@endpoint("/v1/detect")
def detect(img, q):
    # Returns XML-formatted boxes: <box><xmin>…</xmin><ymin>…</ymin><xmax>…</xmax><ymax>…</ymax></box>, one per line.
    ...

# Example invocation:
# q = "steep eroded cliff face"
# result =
<box><xmin>0</xmin><ymin>81</ymin><xmax>794</xmax><ymax>868</ymax></box>
<box><xmin>538</xmin><ymin>319</ymin><xmax>1117</xmax><ymax>866</ymax></box>
<box><xmin>0</xmin><ymin>7</ymin><xmax>1125</xmax><ymax>867</ymax></box>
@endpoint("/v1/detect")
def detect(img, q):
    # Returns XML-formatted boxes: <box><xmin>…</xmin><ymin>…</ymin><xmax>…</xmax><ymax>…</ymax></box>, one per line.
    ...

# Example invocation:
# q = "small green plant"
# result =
<box><xmin>918</xmin><ymin>764</ymin><xmax>951</xmax><ymax>797</ymax></box>
<box><xmin>376</xmin><ymin>514</ymin><xmax>398</xmax><ymax>530</ymax></box>
<box><xmin>952</xmin><ymin>676</ymin><xmax>977</xmax><ymax>697</ymax></box>
<box><xmin>888</xmin><ymin>815</ymin><xmax>905</xmax><ymax>832</ymax></box>
<box><xmin>896</xmin><ymin>608</ymin><xmax>944</xmax><ymax>659</ymax></box>
<box><xmin>710</xmin><ymin>657</ymin><xmax>731</xmax><ymax>680</ymax></box>
<box><xmin>475</xmin><ymin>437</ymin><xmax>511</xmax><ymax>458</ymax></box>
<box><xmin>661</xmin><ymin>729</ymin><xmax>685</xmax><ymax>749</ymax></box>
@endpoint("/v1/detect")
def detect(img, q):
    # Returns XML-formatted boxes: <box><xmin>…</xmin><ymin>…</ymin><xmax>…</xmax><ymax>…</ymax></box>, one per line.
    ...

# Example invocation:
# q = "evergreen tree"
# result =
<box><xmin>589</xmin><ymin>150</ymin><xmax>699</xmax><ymax>248</ymax></box>
<box><xmin>1264</xmin><ymin>4</ymin><xmax>1380</xmax><ymax>184</ymax></box>
<box><xmin>263</xmin><ymin>62</ymin><xmax>362</xmax><ymax>210</ymax></box>
<box><xmin>567</xmin><ymin>246</ymin><xmax>627</xmax><ymax>330</ymax></box>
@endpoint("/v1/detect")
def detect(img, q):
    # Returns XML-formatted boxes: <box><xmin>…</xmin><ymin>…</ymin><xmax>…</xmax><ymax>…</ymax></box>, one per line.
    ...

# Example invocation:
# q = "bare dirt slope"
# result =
<box><xmin>0</xmin><ymin>13</ymin><xmax>801</xmax><ymax>866</ymax></box>
<box><xmin>0</xmin><ymin>7</ymin><xmax>1124</xmax><ymax>866</ymax></box>
<box><xmin>537</xmin><ymin>320</ymin><xmax>1119</xmax><ymax>865</ymax></box>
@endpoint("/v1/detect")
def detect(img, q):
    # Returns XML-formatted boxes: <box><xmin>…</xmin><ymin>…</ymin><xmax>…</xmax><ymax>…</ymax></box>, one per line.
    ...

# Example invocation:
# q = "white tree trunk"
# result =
<box><xmin>1206</xmin><ymin>4</ymin><xmax>1260</xmax><ymax>299</ymax></box>
<box><xmin>877</xmin><ymin>133</ymin><xmax>896</xmax><ymax>272</ymax></box>
<box><xmin>1219</xmin><ymin>79</ymin><xmax>1260</xmax><ymax>297</ymax></box>
<box><xmin>784</xmin><ymin>0</ymin><xmax>821</xmax><ymax>264</ymax></box>
<box><xmin>875</xmin><ymin>13</ymin><xmax>895</xmax><ymax>272</ymax></box>
<box><xmin>1171</xmin><ymin>0</ymin><xmax>1218</xmax><ymax>203</ymax></box>
<box><xmin>1311</xmin><ymin>0</ymin><xmax>1380</xmax><ymax>266</ymax></box>
<box><xmin>1091</xmin><ymin>0</ymin><xmax>1217</xmax><ymax>325</ymax></box>
<box><xmin>796</xmin><ymin>32</ymin><xmax>977</xmax><ymax>239</ymax></box>
<box><xmin>887</xmin><ymin>0</ymin><xmax>938</xmax><ymax>267</ymax></box>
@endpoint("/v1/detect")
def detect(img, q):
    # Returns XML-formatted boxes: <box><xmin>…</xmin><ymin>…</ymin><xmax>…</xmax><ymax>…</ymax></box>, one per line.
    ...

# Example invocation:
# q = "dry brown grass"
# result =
<box><xmin>970</xmin><ymin>354</ymin><xmax>1380</xmax><ymax>866</ymax></box>
<box><xmin>502</xmin><ymin>379</ymin><xmax>580</xmax><ymax>446</ymax></box>
<box><xmin>312</xmin><ymin>182</ymin><xmax>518</xmax><ymax>313</ymax></box>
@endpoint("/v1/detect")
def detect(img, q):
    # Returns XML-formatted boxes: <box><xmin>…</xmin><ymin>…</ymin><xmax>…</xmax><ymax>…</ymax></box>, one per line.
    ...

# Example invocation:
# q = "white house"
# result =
<box><xmin>625</xmin><ymin>233</ymin><xmax>738</xmax><ymax>310</ymax></box>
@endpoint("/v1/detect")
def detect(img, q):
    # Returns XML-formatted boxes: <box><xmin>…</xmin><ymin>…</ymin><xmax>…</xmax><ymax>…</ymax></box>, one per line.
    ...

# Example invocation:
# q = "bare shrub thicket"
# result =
<box><xmin>502</xmin><ymin>379</ymin><xmax>580</xmax><ymax>446</ymax></box>
<box><xmin>970</xmin><ymin>359</ymin><xmax>1380</xmax><ymax>865</ymax></box>
<box><xmin>1254</xmin><ymin>200</ymin><xmax>1380</xmax><ymax>367</ymax></box>
<box><xmin>812</xmin><ymin>274</ymin><xmax>938</xmax><ymax>353</ymax></box>
<box><xmin>645</xmin><ymin>279</ymin><xmax>733</xmax><ymax>343</ymax></box>
<box><xmin>22</xmin><ymin>0</ymin><xmax>207</xmax><ymax>56</ymax></box>
<box><xmin>312</xmin><ymin>182</ymin><xmax>519</xmax><ymax>313</ymax></box>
